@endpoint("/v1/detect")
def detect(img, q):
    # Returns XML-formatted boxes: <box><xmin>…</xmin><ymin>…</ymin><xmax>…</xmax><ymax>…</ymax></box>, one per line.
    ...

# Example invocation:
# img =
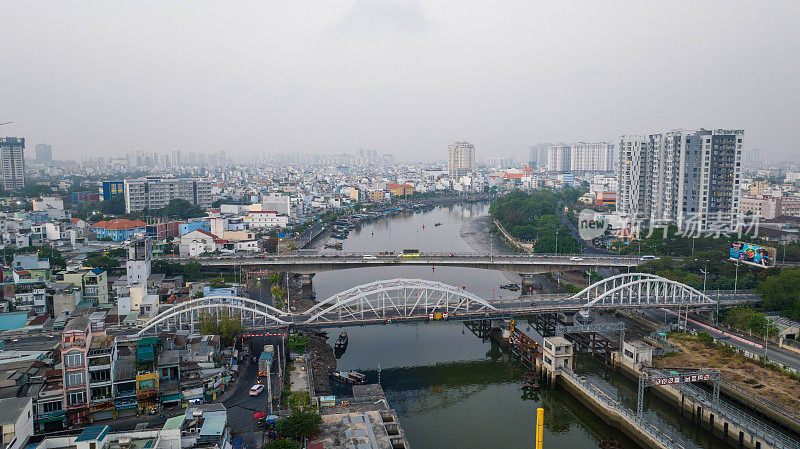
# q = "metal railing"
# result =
<box><xmin>719</xmin><ymin>378</ymin><xmax>800</xmax><ymax>424</ymax></box>
<box><xmin>561</xmin><ymin>368</ymin><xmax>688</xmax><ymax>449</ymax></box>
<box><xmin>650</xmin><ymin>367</ymin><xmax>800</xmax><ymax>449</ymax></box>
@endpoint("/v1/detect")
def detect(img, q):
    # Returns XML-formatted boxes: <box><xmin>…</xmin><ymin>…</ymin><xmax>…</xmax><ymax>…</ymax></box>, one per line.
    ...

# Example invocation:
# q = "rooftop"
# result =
<box><xmin>91</xmin><ymin>219</ymin><xmax>147</xmax><ymax>231</ymax></box>
<box><xmin>75</xmin><ymin>426</ymin><xmax>110</xmax><ymax>442</ymax></box>
<box><xmin>0</xmin><ymin>397</ymin><xmax>31</xmax><ymax>426</ymax></box>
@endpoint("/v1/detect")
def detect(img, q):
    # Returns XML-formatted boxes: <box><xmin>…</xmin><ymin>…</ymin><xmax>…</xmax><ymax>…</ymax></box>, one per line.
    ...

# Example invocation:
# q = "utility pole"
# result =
<box><xmin>734</xmin><ymin>260</ymin><xmax>740</xmax><ymax>292</ymax></box>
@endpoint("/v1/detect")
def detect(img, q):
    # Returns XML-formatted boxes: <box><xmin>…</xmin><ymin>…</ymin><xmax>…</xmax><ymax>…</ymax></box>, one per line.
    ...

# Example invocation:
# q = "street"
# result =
<box><xmin>223</xmin><ymin>337</ymin><xmax>283</xmax><ymax>449</ymax></box>
<box><xmin>642</xmin><ymin>308</ymin><xmax>800</xmax><ymax>371</ymax></box>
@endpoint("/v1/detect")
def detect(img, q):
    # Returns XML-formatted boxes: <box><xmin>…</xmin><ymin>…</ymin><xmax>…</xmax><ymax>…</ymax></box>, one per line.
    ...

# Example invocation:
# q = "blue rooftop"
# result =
<box><xmin>90</xmin><ymin>267</ymin><xmax>104</xmax><ymax>275</ymax></box>
<box><xmin>75</xmin><ymin>426</ymin><xmax>110</xmax><ymax>442</ymax></box>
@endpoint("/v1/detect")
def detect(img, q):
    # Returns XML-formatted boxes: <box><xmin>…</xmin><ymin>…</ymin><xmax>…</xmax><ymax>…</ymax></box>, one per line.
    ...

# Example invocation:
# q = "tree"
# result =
<box><xmin>85</xmin><ymin>252</ymin><xmax>121</xmax><ymax>272</ymax></box>
<box><xmin>263</xmin><ymin>440</ymin><xmax>300</xmax><ymax>449</ymax></box>
<box><xmin>756</xmin><ymin>267</ymin><xmax>800</xmax><ymax>320</ymax></box>
<box><xmin>286</xmin><ymin>335</ymin><xmax>308</xmax><ymax>354</ymax></box>
<box><xmin>154</xmin><ymin>198</ymin><xmax>206</xmax><ymax>220</ymax></box>
<box><xmin>37</xmin><ymin>246</ymin><xmax>66</xmax><ymax>270</ymax></box>
<box><xmin>275</xmin><ymin>409</ymin><xmax>323</xmax><ymax>440</ymax></box>
<box><xmin>197</xmin><ymin>311</ymin><xmax>244</xmax><ymax>347</ymax></box>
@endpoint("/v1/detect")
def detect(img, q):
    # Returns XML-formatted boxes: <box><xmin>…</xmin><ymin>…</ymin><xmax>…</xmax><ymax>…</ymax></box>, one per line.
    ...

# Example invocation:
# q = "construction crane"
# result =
<box><xmin>0</xmin><ymin>122</ymin><xmax>12</xmax><ymax>126</ymax></box>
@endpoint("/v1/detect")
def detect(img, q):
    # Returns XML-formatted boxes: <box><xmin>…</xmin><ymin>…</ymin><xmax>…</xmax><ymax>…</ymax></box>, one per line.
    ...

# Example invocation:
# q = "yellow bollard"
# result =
<box><xmin>536</xmin><ymin>407</ymin><xmax>544</xmax><ymax>449</ymax></box>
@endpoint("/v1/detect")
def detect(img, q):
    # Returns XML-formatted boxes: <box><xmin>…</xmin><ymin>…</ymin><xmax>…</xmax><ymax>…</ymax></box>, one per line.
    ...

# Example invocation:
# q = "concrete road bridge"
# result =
<box><xmin>162</xmin><ymin>253</ymin><xmax>644</xmax><ymax>290</ymax></box>
<box><xmin>136</xmin><ymin>273</ymin><xmax>758</xmax><ymax>335</ymax></box>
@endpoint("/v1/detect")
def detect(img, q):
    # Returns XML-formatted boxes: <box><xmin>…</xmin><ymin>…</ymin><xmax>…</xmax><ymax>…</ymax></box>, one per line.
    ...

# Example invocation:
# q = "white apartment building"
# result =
<box><xmin>448</xmin><ymin>141</ymin><xmax>475</xmax><ymax>178</ymax></box>
<box><xmin>740</xmin><ymin>195</ymin><xmax>800</xmax><ymax>220</ymax></box>
<box><xmin>123</xmin><ymin>177</ymin><xmax>212</xmax><ymax>213</ymax></box>
<box><xmin>546</xmin><ymin>142</ymin><xmax>614</xmax><ymax>172</ymax></box>
<box><xmin>546</xmin><ymin>144</ymin><xmax>571</xmax><ymax>172</ymax></box>
<box><xmin>617</xmin><ymin>129</ymin><xmax>743</xmax><ymax>232</ymax></box>
<box><xmin>244</xmin><ymin>210</ymin><xmax>289</xmax><ymax>229</ymax></box>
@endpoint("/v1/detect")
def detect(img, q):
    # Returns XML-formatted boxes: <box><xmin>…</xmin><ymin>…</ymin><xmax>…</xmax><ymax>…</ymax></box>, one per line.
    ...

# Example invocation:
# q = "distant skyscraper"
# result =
<box><xmin>528</xmin><ymin>143</ymin><xmax>550</xmax><ymax>169</ymax></box>
<box><xmin>546</xmin><ymin>144</ymin><xmax>571</xmax><ymax>172</ymax></box>
<box><xmin>34</xmin><ymin>143</ymin><xmax>52</xmax><ymax>164</ymax></box>
<box><xmin>0</xmin><ymin>137</ymin><xmax>26</xmax><ymax>190</ymax></box>
<box><xmin>617</xmin><ymin>129</ymin><xmax>743</xmax><ymax>232</ymax></box>
<box><xmin>448</xmin><ymin>141</ymin><xmax>475</xmax><ymax>177</ymax></box>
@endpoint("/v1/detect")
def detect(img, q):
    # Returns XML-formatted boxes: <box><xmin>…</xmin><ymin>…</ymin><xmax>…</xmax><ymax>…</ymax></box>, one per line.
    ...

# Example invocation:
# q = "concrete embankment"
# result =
<box><xmin>615</xmin><ymin>356</ymin><xmax>799</xmax><ymax>449</ymax></box>
<box><xmin>556</xmin><ymin>370</ymin><xmax>676</xmax><ymax>449</ymax></box>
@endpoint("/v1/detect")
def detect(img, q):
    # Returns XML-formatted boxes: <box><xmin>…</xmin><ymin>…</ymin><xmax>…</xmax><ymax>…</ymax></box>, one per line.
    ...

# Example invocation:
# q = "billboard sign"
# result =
<box><xmin>730</xmin><ymin>241</ymin><xmax>776</xmax><ymax>268</ymax></box>
<box><xmin>652</xmin><ymin>373</ymin><xmax>712</xmax><ymax>386</ymax></box>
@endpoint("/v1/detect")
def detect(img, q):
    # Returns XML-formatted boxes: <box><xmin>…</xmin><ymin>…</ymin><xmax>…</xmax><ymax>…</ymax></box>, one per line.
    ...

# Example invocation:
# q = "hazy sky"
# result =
<box><xmin>2</xmin><ymin>1</ymin><xmax>799</xmax><ymax>162</ymax></box>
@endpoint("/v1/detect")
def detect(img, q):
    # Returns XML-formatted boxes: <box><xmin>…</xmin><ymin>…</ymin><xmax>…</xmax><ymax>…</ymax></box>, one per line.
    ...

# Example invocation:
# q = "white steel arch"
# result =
<box><xmin>303</xmin><ymin>278</ymin><xmax>498</xmax><ymax>325</ymax></box>
<box><xmin>137</xmin><ymin>295</ymin><xmax>289</xmax><ymax>336</ymax></box>
<box><xmin>570</xmin><ymin>273</ymin><xmax>713</xmax><ymax>307</ymax></box>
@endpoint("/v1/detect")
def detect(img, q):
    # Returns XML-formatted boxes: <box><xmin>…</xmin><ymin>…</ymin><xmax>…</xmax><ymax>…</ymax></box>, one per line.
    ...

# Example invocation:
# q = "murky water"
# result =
<box><xmin>307</xmin><ymin>203</ymin><xmax>724</xmax><ymax>449</ymax></box>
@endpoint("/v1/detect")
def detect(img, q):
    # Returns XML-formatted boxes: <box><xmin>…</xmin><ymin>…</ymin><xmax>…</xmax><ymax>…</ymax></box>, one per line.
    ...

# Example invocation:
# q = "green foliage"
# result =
<box><xmin>151</xmin><ymin>260</ymin><xmax>203</xmax><ymax>281</ymax></box>
<box><xmin>490</xmin><ymin>189</ymin><xmax>585</xmax><ymax>254</ymax></box>
<box><xmin>38</xmin><ymin>246</ymin><xmax>67</xmax><ymax>270</ymax></box>
<box><xmin>197</xmin><ymin>311</ymin><xmax>244</xmax><ymax>347</ymax></box>
<box><xmin>271</xmin><ymin>284</ymin><xmax>286</xmax><ymax>310</ymax></box>
<box><xmin>697</xmin><ymin>332</ymin><xmax>715</xmax><ymax>345</ymax></box>
<box><xmin>724</xmin><ymin>306</ymin><xmax>777</xmax><ymax>336</ymax></box>
<box><xmin>208</xmin><ymin>277</ymin><xmax>231</xmax><ymax>289</ymax></box>
<box><xmin>85</xmin><ymin>252</ymin><xmax>121</xmax><ymax>272</ymax></box>
<box><xmin>263</xmin><ymin>439</ymin><xmax>301</xmax><ymax>449</ymax></box>
<box><xmin>286</xmin><ymin>335</ymin><xmax>308</xmax><ymax>354</ymax></box>
<box><xmin>147</xmin><ymin>198</ymin><xmax>206</xmax><ymax>220</ymax></box>
<box><xmin>72</xmin><ymin>195</ymin><xmax>126</xmax><ymax>219</ymax></box>
<box><xmin>286</xmin><ymin>391</ymin><xmax>312</xmax><ymax>413</ymax></box>
<box><xmin>275</xmin><ymin>409</ymin><xmax>323</xmax><ymax>440</ymax></box>
<box><xmin>756</xmin><ymin>267</ymin><xmax>800</xmax><ymax>320</ymax></box>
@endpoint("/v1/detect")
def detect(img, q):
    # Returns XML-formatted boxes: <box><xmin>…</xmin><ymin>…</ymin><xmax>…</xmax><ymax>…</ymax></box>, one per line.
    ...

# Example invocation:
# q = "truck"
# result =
<box><xmin>258</xmin><ymin>345</ymin><xmax>274</xmax><ymax>378</ymax></box>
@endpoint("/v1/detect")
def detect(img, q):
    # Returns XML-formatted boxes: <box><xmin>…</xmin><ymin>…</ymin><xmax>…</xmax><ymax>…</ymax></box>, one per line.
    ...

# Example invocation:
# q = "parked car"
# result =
<box><xmin>569</xmin><ymin>257</ymin><xmax>584</xmax><ymax>261</ymax></box>
<box><xmin>249</xmin><ymin>384</ymin><xmax>265</xmax><ymax>396</ymax></box>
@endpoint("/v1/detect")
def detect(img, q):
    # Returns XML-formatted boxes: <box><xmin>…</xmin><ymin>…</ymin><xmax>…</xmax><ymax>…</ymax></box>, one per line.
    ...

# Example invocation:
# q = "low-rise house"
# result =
<box><xmin>90</xmin><ymin>219</ymin><xmax>147</xmax><ymax>242</ymax></box>
<box><xmin>0</xmin><ymin>397</ymin><xmax>33</xmax><ymax>449</ymax></box>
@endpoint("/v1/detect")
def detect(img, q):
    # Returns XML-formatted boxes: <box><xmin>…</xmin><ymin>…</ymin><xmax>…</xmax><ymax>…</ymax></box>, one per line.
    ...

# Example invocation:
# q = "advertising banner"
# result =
<box><xmin>729</xmin><ymin>241</ymin><xmax>776</xmax><ymax>268</ymax></box>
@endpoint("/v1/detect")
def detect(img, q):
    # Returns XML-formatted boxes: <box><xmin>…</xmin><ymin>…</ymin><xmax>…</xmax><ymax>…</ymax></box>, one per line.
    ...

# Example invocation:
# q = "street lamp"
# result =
<box><xmin>555</xmin><ymin>229</ymin><xmax>559</xmax><ymax>255</ymax></box>
<box><xmin>764</xmin><ymin>316</ymin><xmax>772</xmax><ymax>359</ymax></box>
<box><xmin>734</xmin><ymin>260</ymin><xmax>740</xmax><ymax>292</ymax></box>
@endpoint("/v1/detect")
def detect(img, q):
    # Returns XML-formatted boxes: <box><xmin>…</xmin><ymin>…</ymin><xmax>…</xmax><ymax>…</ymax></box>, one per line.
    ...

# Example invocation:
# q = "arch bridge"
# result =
<box><xmin>137</xmin><ymin>274</ymin><xmax>740</xmax><ymax>334</ymax></box>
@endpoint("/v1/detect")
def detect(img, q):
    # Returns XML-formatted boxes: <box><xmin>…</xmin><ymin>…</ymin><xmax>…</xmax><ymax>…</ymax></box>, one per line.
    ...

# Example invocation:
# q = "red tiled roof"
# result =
<box><xmin>189</xmin><ymin>229</ymin><xmax>219</xmax><ymax>239</ymax></box>
<box><xmin>28</xmin><ymin>315</ymin><xmax>50</xmax><ymax>326</ymax></box>
<box><xmin>91</xmin><ymin>218</ymin><xmax>147</xmax><ymax>230</ymax></box>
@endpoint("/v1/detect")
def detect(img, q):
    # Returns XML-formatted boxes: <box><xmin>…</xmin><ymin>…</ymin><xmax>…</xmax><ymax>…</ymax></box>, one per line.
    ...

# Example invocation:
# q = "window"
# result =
<box><xmin>67</xmin><ymin>371</ymin><xmax>86</xmax><ymax>387</ymax></box>
<box><xmin>40</xmin><ymin>401</ymin><xmax>61</xmax><ymax>413</ymax></box>
<box><xmin>65</xmin><ymin>352</ymin><xmax>84</xmax><ymax>367</ymax></box>
<box><xmin>68</xmin><ymin>391</ymin><xmax>85</xmax><ymax>406</ymax></box>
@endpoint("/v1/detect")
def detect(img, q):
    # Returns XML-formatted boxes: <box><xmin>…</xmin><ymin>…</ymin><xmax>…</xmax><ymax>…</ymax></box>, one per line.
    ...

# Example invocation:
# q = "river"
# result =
<box><xmin>304</xmin><ymin>202</ymin><xmax>725</xmax><ymax>449</ymax></box>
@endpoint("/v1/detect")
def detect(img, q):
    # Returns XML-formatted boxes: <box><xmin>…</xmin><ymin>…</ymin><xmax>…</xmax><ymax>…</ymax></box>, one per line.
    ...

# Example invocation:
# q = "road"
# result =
<box><xmin>159</xmin><ymin>253</ymin><xmax>644</xmax><ymax>274</ymax></box>
<box><xmin>223</xmin><ymin>337</ymin><xmax>283</xmax><ymax>449</ymax></box>
<box><xmin>642</xmin><ymin>308</ymin><xmax>800</xmax><ymax>371</ymax></box>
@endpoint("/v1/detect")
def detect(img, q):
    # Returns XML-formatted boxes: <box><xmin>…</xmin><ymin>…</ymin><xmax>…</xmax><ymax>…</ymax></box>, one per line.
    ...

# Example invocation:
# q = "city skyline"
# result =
<box><xmin>2</xmin><ymin>1</ymin><xmax>799</xmax><ymax>162</ymax></box>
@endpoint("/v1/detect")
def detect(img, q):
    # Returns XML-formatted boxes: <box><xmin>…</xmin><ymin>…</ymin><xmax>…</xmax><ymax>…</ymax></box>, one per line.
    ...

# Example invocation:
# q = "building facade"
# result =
<box><xmin>101</xmin><ymin>180</ymin><xmax>125</xmax><ymax>201</ymax></box>
<box><xmin>0</xmin><ymin>137</ymin><xmax>25</xmax><ymax>190</ymax></box>
<box><xmin>62</xmin><ymin>317</ymin><xmax>92</xmax><ymax>427</ymax></box>
<box><xmin>545</xmin><ymin>142</ymin><xmax>614</xmax><ymax>172</ymax></box>
<box><xmin>447</xmin><ymin>141</ymin><xmax>475</xmax><ymax>178</ymax></box>
<box><xmin>123</xmin><ymin>177</ymin><xmax>212</xmax><ymax>213</ymax></box>
<box><xmin>740</xmin><ymin>195</ymin><xmax>800</xmax><ymax>220</ymax></box>
<box><xmin>617</xmin><ymin>129</ymin><xmax>743</xmax><ymax>232</ymax></box>
<box><xmin>34</xmin><ymin>143</ymin><xmax>52</xmax><ymax>164</ymax></box>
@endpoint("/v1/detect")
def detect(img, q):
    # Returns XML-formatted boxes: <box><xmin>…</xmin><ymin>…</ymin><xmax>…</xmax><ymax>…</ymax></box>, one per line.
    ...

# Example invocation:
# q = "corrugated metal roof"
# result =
<box><xmin>0</xmin><ymin>397</ymin><xmax>30</xmax><ymax>425</ymax></box>
<box><xmin>199</xmin><ymin>412</ymin><xmax>226</xmax><ymax>437</ymax></box>
<box><xmin>75</xmin><ymin>425</ymin><xmax>110</xmax><ymax>442</ymax></box>
<box><xmin>162</xmin><ymin>415</ymin><xmax>186</xmax><ymax>430</ymax></box>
